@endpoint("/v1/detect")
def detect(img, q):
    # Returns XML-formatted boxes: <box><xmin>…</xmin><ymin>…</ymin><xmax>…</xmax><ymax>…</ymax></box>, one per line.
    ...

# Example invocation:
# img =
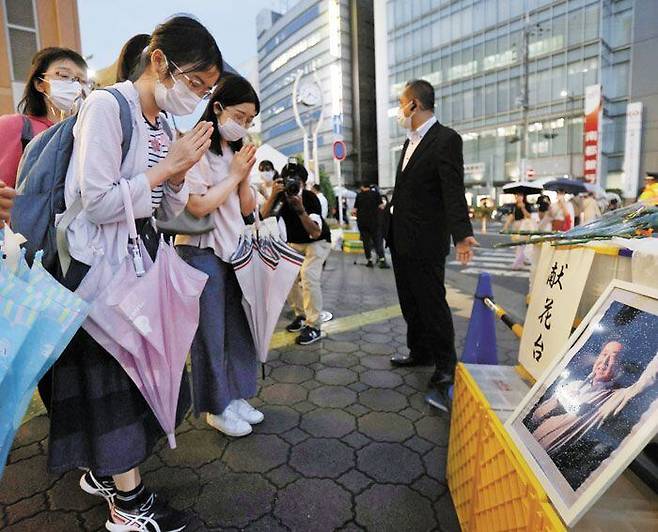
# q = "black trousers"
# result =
<box><xmin>359</xmin><ymin>224</ymin><xmax>385</xmax><ymax>261</ymax></box>
<box><xmin>391</xmin><ymin>249</ymin><xmax>457</xmax><ymax>379</ymax></box>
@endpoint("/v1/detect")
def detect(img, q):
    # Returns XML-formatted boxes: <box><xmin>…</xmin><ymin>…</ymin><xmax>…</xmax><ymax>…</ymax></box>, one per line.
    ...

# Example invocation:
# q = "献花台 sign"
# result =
<box><xmin>583</xmin><ymin>84</ymin><xmax>602</xmax><ymax>184</ymax></box>
<box><xmin>519</xmin><ymin>244</ymin><xmax>595</xmax><ymax>379</ymax></box>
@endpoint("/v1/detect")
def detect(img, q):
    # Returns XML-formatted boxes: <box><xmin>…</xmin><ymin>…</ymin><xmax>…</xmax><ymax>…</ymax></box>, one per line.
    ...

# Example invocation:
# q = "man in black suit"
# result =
<box><xmin>388</xmin><ymin>80</ymin><xmax>477</xmax><ymax>412</ymax></box>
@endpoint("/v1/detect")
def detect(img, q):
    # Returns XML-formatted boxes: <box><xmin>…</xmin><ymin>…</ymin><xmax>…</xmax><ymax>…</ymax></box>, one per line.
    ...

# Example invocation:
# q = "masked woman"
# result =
<box><xmin>176</xmin><ymin>74</ymin><xmax>262</xmax><ymax>438</ymax></box>
<box><xmin>0</xmin><ymin>47</ymin><xmax>88</xmax><ymax>188</ymax></box>
<box><xmin>45</xmin><ymin>16</ymin><xmax>222</xmax><ymax>531</ymax></box>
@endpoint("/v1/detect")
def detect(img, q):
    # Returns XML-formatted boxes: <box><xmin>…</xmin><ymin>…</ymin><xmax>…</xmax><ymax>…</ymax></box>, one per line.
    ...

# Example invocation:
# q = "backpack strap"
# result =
<box><xmin>103</xmin><ymin>87</ymin><xmax>133</xmax><ymax>163</ymax></box>
<box><xmin>20</xmin><ymin>116</ymin><xmax>34</xmax><ymax>152</ymax></box>
<box><xmin>57</xmin><ymin>87</ymin><xmax>134</xmax><ymax>275</ymax></box>
<box><xmin>159</xmin><ymin>114</ymin><xmax>174</xmax><ymax>141</ymax></box>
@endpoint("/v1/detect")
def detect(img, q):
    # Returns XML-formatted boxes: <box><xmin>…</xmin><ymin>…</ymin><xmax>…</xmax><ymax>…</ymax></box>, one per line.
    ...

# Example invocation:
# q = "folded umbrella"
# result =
<box><xmin>75</xmin><ymin>180</ymin><xmax>206</xmax><ymax>448</ymax></box>
<box><xmin>116</xmin><ymin>237</ymin><xmax>208</xmax><ymax>445</ymax></box>
<box><xmin>232</xmin><ymin>233</ymin><xmax>260</xmax><ymax>359</ymax></box>
<box><xmin>231</xmin><ymin>219</ymin><xmax>303</xmax><ymax>363</ymax></box>
<box><xmin>0</xmin><ymin>289</ymin><xmax>87</xmax><ymax>473</ymax></box>
<box><xmin>261</xmin><ymin>216</ymin><xmax>305</xmax><ymax>349</ymax></box>
<box><xmin>0</xmin><ymin>267</ymin><xmax>40</xmax><ymax>476</ymax></box>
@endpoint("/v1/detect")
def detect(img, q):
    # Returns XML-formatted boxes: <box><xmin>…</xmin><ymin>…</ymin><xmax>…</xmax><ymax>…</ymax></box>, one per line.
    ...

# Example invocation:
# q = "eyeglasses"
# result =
<box><xmin>224</xmin><ymin>107</ymin><xmax>255</xmax><ymax>129</ymax></box>
<box><xmin>170</xmin><ymin>59</ymin><xmax>215</xmax><ymax>100</ymax></box>
<box><xmin>42</xmin><ymin>68</ymin><xmax>93</xmax><ymax>92</ymax></box>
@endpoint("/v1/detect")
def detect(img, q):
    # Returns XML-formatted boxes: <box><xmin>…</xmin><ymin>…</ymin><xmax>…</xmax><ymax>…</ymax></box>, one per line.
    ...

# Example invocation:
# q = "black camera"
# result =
<box><xmin>281</xmin><ymin>158</ymin><xmax>308</xmax><ymax>197</ymax></box>
<box><xmin>284</xmin><ymin>174</ymin><xmax>303</xmax><ymax>196</ymax></box>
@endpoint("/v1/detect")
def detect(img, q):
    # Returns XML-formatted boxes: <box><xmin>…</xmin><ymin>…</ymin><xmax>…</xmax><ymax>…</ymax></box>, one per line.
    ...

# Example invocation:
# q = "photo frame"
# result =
<box><xmin>506</xmin><ymin>280</ymin><xmax>658</xmax><ymax>526</ymax></box>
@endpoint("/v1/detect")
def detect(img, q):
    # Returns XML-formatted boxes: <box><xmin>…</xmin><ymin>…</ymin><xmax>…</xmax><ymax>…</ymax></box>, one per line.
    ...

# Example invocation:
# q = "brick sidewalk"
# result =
<box><xmin>0</xmin><ymin>253</ymin><xmax>520</xmax><ymax>531</ymax></box>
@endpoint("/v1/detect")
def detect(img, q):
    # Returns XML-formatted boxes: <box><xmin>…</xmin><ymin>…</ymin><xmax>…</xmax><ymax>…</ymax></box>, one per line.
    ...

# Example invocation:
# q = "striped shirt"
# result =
<box><xmin>143</xmin><ymin>114</ymin><xmax>169</xmax><ymax>211</ymax></box>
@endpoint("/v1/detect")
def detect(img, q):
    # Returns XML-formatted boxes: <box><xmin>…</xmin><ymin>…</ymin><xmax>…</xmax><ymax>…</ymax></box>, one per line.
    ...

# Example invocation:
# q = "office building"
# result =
<box><xmin>257</xmin><ymin>0</ymin><xmax>377</xmax><ymax>185</ymax></box>
<box><xmin>0</xmin><ymin>0</ymin><xmax>81</xmax><ymax>114</ymax></box>
<box><xmin>375</xmin><ymin>0</ymin><xmax>657</xmax><ymax>200</ymax></box>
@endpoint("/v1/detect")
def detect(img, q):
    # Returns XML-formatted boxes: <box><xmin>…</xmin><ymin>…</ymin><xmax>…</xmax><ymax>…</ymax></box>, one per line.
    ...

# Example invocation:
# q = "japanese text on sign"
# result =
<box><xmin>533</xmin><ymin>261</ymin><xmax>568</xmax><ymax>361</ymax></box>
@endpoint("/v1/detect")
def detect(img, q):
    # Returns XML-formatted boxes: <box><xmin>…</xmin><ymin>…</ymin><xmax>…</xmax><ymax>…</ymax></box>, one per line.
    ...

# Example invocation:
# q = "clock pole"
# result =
<box><xmin>311</xmin><ymin>70</ymin><xmax>324</xmax><ymax>186</ymax></box>
<box><xmin>292</xmin><ymin>72</ymin><xmax>310</xmax><ymax>170</ymax></box>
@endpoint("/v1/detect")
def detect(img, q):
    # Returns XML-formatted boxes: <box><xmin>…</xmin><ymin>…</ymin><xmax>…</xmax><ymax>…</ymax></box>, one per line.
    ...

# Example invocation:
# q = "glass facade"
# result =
<box><xmin>377</xmin><ymin>0</ymin><xmax>634</xmax><ymax>196</ymax></box>
<box><xmin>257</xmin><ymin>0</ymin><xmax>355</xmax><ymax>180</ymax></box>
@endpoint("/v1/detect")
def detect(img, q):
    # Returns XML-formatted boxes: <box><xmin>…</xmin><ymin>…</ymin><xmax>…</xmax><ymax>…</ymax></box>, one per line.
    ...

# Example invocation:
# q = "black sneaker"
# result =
<box><xmin>107</xmin><ymin>492</ymin><xmax>188</xmax><ymax>532</ymax></box>
<box><xmin>296</xmin><ymin>326</ymin><xmax>323</xmax><ymax>345</ymax></box>
<box><xmin>286</xmin><ymin>316</ymin><xmax>306</xmax><ymax>332</ymax></box>
<box><xmin>365</xmin><ymin>260</ymin><xmax>374</xmax><ymax>268</ymax></box>
<box><xmin>80</xmin><ymin>470</ymin><xmax>117</xmax><ymax>506</ymax></box>
<box><xmin>378</xmin><ymin>258</ymin><xmax>390</xmax><ymax>269</ymax></box>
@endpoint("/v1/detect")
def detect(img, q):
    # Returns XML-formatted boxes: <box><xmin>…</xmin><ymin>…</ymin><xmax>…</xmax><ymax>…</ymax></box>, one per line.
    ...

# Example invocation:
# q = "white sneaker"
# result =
<box><xmin>206</xmin><ymin>409</ymin><xmax>252</xmax><ymax>437</ymax></box>
<box><xmin>231</xmin><ymin>399</ymin><xmax>264</xmax><ymax>425</ymax></box>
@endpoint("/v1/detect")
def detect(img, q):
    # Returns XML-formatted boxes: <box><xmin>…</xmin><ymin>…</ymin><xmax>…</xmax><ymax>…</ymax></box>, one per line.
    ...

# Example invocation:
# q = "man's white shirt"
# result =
<box><xmin>401</xmin><ymin>116</ymin><xmax>437</xmax><ymax>171</ymax></box>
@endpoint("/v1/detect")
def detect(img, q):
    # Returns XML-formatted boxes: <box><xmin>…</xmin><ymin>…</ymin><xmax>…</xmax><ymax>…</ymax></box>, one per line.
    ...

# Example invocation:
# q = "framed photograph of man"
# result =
<box><xmin>506</xmin><ymin>280</ymin><xmax>658</xmax><ymax>526</ymax></box>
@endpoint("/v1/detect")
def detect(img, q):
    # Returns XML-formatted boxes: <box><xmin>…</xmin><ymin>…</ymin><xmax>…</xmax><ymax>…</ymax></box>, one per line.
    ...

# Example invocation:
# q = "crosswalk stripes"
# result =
<box><xmin>448</xmin><ymin>247</ymin><xmax>531</xmax><ymax>278</ymax></box>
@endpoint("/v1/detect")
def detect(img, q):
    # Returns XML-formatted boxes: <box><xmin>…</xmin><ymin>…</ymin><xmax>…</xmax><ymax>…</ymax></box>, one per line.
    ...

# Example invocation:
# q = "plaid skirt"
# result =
<box><xmin>40</xmin><ymin>221</ymin><xmax>191</xmax><ymax>476</ymax></box>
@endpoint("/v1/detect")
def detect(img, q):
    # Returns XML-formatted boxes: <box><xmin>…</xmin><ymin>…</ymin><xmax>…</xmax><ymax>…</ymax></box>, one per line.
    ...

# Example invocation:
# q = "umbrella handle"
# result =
<box><xmin>119</xmin><ymin>179</ymin><xmax>145</xmax><ymax>276</ymax></box>
<box><xmin>119</xmin><ymin>180</ymin><xmax>140</xmax><ymax>241</ymax></box>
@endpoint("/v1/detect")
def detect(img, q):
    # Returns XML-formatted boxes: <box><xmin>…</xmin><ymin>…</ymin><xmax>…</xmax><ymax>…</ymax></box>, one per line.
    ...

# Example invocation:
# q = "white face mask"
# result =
<box><xmin>215</xmin><ymin>102</ymin><xmax>248</xmax><ymax>141</ymax></box>
<box><xmin>260</xmin><ymin>170</ymin><xmax>275</xmax><ymax>183</ymax></box>
<box><xmin>154</xmin><ymin>58</ymin><xmax>202</xmax><ymax>116</ymax></box>
<box><xmin>397</xmin><ymin>101</ymin><xmax>415</xmax><ymax>130</ymax></box>
<box><xmin>45</xmin><ymin>79</ymin><xmax>82</xmax><ymax>113</ymax></box>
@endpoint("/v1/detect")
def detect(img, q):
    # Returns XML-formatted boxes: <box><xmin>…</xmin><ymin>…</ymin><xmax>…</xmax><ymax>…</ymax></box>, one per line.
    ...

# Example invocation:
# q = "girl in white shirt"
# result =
<box><xmin>176</xmin><ymin>74</ymin><xmax>260</xmax><ymax>438</ymax></box>
<box><xmin>44</xmin><ymin>17</ymin><xmax>221</xmax><ymax>531</ymax></box>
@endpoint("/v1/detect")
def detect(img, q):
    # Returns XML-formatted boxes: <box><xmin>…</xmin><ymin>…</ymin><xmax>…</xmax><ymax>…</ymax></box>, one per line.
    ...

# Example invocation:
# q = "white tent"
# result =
<box><xmin>251</xmin><ymin>143</ymin><xmax>289</xmax><ymax>175</ymax></box>
<box><xmin>249</xmin><ymin>143</ymin><xmax>317</xmax><ymax>185</ymax></box>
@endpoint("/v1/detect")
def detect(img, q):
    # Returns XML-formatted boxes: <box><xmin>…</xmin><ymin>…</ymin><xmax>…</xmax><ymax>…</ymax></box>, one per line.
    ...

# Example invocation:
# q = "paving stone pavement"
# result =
<box><xmin>0</xmin><ymin>253</ymin><xmax>521</xmax><ymax>531</ymax></box>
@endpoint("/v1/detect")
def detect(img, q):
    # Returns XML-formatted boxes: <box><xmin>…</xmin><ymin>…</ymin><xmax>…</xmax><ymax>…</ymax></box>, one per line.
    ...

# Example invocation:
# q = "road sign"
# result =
<box><xmin>333</xmin><ymin>140</ymin><xmax>347</xmax><ymax>161</ymax></box>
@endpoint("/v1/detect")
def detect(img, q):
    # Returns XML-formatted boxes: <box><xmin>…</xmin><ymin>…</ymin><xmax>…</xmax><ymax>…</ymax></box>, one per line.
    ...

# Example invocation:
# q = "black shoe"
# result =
<box><xmin>378</xmin><ymin>258</ymin><xmax>390</xmax><ymax>269</ymax></box>
<box><xmin>80</xmin><ymin>470</ymin><xmax>117</xmax><ymax>506</ymax></box>
<box><xmin>296</xmin><ymin>326</ymin><xmax>323</xmax><ymax>345</ymax></box>
<box><xmin>390</xmin><ymin>353</ymin><xmax>433</xmax><ymax>367</ymax></box>
<box><xmin>425</xmin><ymin>384</ymin><xmax>452</xmax><ymax>413</ymax></box>
<box><xmin>107</xmin><ymin>492</ymin><xmax>188</xmax><ymax>532</ymax></box>
<box><xmin>286</xmin><ymin>316</ymin><xmax>306</xmax><ymax>332</ymax></box>
<box><xmin>429</xmin><ymin>371</ymin><xmax>454</xmax><ymax>386</ymax></box>
<box><xmin>366</xmin><ymin>260</ymin><xmax>374</xmax><ymax>268</ymax></box>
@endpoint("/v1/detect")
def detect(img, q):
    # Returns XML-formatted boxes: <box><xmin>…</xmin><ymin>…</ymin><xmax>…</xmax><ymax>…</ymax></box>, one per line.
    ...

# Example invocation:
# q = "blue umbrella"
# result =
<box><xmin>0</xmin><ymin>251</ymin><xmax>89</xmax><ymax>478</ymax></box>
<box><xmin>543</xmin><ymin>178</ymin><xmax>587</xmax><ymax>195</ymax></box>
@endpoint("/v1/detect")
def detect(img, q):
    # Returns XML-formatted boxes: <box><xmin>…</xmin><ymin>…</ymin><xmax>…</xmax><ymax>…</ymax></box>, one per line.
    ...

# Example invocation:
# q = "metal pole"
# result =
<box><xmin>292</xmin><ymin>71</ymin><xmax>310</xmax><ymax>167</ymax></box>
<box><xmin>520</xmin><ymin>13</ymin><xmax>530</xmax><ymax>181</ymax></box>
<box><xmin>336</xmin><ymin>158</ymin><xmax>343</xmax><ymax>225</ymax></box>
<box><xmin>303</xmin><ymin>134</ymin><xmax>310</xmax><ymax>171</ymax></box>
<box><xmin>312</xmin><ymin>71</ymin><xmax>324</xmax><ymax>184</ymax></box>
<box><xmin>312</xmin><ymin>134</ymin><xmax>319</xmax><ymax>184</ymax></box>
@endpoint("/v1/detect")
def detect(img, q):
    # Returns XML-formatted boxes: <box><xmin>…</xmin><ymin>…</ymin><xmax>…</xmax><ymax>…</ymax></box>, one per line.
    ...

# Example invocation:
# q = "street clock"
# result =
<box><xmin>298</xmin><ymin>80</ymin><xmax>322</xmax><ymax>107</ymax></box>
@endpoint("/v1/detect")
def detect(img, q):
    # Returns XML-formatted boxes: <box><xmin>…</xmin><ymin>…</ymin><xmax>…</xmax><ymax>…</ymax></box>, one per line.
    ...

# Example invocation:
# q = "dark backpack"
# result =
<box><xmin>11</xmin><ymin>88</ymin><xmax>133</xmax><ymax>271</ymax></box>
<box><xmin>19</xmin><ymin>116</ymin><xmax>34</xmax><ymax>152</ymax></box>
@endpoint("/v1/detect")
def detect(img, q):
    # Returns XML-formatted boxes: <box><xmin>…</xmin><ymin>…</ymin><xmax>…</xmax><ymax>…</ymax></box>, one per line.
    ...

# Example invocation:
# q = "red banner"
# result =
<box><xmin>583</xmin><ymin>85</ymin><xmax>601</xmax><ymax>184</ymax></box>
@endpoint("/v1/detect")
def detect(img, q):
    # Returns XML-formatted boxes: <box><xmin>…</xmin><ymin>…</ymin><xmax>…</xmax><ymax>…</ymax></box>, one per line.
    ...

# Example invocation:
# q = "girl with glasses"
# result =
<box><xmin>42</xmin><ymin>16</ymin><xmax>223</xmax><ymax>531</ymax></box>
<box><xmin>0</xmin><ymin>47</ymin><xmax>88</xmax><ymax>189</ymax></box>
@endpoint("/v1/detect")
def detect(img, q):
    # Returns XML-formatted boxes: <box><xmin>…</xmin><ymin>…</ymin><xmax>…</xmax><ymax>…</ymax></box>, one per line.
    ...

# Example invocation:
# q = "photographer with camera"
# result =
<box><xmin>261</xmin><ymin>160</ymin><xmax>331</xmax><ymax>345</ymax></box>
